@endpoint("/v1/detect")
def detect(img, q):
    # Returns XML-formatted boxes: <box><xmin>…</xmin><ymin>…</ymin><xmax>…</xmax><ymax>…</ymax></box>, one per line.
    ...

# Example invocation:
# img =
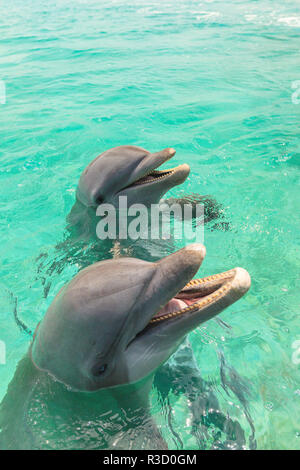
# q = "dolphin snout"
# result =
<box><xmin>150</xmin><ymin>147</ymin><xmax>176</xmax><ymax>161</ymax></box>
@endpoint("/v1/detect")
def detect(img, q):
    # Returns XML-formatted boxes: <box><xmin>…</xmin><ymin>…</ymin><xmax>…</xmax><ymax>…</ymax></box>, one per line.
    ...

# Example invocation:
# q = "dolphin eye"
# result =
<box><xmin>93</xmin><ymin>364</ymin><xmax>107</xmax><ymax>376</ymax></box>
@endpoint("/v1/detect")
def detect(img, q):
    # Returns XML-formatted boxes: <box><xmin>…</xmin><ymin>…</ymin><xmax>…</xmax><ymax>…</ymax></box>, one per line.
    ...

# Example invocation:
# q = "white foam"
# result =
<box><xmin>278</xmin><ymin>16</ymin><xmax>300</xmax><ymax>27</ymax></box>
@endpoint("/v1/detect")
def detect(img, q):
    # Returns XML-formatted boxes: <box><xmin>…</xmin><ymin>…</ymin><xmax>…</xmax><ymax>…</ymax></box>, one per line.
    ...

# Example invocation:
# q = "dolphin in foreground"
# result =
<box><xmin>1</xmin><ymin>244</ymin><xmax>250</xmax><ymax>450</ymax></box>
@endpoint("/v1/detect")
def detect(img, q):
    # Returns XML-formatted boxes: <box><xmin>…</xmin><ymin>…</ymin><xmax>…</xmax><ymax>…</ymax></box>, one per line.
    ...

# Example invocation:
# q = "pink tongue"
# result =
<box><xmin>155</xmin><ymin>298</ymin><xmax>187</xmax><ymax>317</ymax></box>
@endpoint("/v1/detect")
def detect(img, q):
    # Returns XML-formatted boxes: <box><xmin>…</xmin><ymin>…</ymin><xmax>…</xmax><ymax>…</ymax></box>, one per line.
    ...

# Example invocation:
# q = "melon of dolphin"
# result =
<box><xmin>0</xmin><ymin>244</ymin><xmax>250</xmax><ymax>449</ymax></box>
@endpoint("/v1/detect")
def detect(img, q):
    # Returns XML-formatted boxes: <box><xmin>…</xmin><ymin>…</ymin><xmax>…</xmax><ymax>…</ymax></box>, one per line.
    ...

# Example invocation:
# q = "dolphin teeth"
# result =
<box><xmin>183</xmin><ymin>270</ymin><xmax>235</xmax><ymax>288</ymax></box>
<box><xmin>149</xmin><ymin>269</ymin><xmax>236</xmax><ymax>325</ymax></box>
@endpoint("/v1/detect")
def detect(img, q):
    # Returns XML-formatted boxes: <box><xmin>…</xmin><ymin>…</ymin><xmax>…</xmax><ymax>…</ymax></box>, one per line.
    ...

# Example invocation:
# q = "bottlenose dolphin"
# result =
<box><xmin>1</xmin><ymin>244</ymin><xmax>250</xmax><ymax>450</ymax></box>
<box><xmin>76</xmin><ymin>145</ymin><xmax>189</xmax><ymax>208</ymax></box>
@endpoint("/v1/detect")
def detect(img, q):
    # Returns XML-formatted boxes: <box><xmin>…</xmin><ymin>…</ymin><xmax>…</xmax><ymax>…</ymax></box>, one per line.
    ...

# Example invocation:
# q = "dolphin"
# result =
<box><xmin>67</xmin><ymin>145</ymin><xmax>223</xmax><ymax>240</ymax></box>
<box><xmin>1</xmin><ymin>244</ymin><xmax>250</xmax><ymax>450</ymax></box>
<box><xmin>67</xmin><ymin>145</ymin><xmax>190</xmax><ymax>242</ymax></box>
<box><xmin>35</xmin><ymin>145</ymin><xmax>222</xmax><ymax>293</ymax></box>
<box><xmin>76</xmin><ymin>145</ymin><xmax>190</xmax><ymax>208</ymax></box>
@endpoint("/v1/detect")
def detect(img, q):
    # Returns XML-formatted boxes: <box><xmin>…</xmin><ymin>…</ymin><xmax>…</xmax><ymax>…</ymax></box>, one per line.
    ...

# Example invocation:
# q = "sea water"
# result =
<box><xmin>0</xmin><ymin>0</ymin><xmax>299</xmax><ymax>449</ymax></box>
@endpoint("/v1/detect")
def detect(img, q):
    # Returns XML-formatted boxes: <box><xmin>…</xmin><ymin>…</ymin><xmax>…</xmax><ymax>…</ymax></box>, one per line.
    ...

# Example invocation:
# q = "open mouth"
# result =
<box><xmin>149</xmin><ymin>269</ymin><xmax>237</xmax><ymax>325</ymax></box>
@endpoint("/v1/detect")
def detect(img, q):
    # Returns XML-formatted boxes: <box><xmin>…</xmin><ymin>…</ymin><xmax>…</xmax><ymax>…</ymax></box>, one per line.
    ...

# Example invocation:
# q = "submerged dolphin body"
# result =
<box><xmin>1</xmin><ymin>244</ymin><xmax>250</xmax><ymax>450</ymax></box>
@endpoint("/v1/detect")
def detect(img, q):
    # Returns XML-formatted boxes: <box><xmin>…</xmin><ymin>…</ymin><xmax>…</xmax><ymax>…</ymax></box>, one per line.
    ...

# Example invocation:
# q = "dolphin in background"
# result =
<box><xmin>1</xmin><ymin>244</ymin><xmax>251</xmax><ymax>450</ymax></box>
<box><xmin>36</xmin><ymin>145</ymin><xmax>223</xmax><ymax>291</ymax></box>
<box><xmin>68</xmin><ymin>145</ymin><xmax>221</xmax><ymax>241</ymax></box>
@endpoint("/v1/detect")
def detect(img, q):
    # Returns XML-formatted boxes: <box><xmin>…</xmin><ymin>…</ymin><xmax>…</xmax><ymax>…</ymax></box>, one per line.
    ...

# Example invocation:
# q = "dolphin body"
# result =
<box><xmin>67</xmin><ymin>145</ymin><xmax>221</xmax><ymax>245</ymax></box>
<box><xmin>0</xmin><ymin>244</ymin><xmax>250</xmax><ymax>450</ymax></box>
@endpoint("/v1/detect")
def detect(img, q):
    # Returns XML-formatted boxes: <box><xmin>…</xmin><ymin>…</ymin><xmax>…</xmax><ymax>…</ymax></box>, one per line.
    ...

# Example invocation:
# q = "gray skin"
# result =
<box><xmin>0</xmin><ymin>244</ymin><xmax>250</xmax><ymax>450</ymax></box>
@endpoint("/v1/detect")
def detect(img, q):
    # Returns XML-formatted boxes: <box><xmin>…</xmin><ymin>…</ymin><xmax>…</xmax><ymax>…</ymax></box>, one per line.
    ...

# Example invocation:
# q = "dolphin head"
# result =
<box><xmin>76</xmin><ymin>145</ymin><xmax>190</xmax><ymax>208</ymax></box>
<box><xmin>31</xmin><ymin>245</ymin><xmax>251</xmax><ymax>391</ymax></box>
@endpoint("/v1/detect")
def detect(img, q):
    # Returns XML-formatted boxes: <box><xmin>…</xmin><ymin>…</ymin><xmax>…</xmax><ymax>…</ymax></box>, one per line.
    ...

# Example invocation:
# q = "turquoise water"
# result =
<box><xmin>0</xmin><ymin>0</ymin><xmax>300</xmax><ymax>449</ymax></box>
